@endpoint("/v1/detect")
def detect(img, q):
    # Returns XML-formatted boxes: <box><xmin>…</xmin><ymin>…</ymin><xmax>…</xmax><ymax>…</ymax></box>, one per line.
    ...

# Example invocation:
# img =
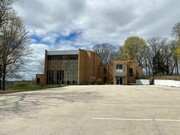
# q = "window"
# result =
<box><xmin>103</xmin><ymin>67</ymin><xmax>107</xmax><ymax>74</ymax></box>
<box><xmin>47</xmin><ymin>55</ymin><xmax>78</xmax><ymax>61</ymax></box>
<box><xmin>104</xmin><ymin>77</ymin><xmax>107</xmax><ymax>83</ymax></box>
<box><xmin>116</xmin><ymin>64</ymin><xmax>123</xmax><ymax>69</ymax></box>
<box><xmin>36</xmin><ymin>78</ymin><xmax>40</xmax><ymax>84</ymax></box>
<box><xmin>129</xmin><ymin>68</ymin><xmax>133</xmax><ymax>76</ymax></box>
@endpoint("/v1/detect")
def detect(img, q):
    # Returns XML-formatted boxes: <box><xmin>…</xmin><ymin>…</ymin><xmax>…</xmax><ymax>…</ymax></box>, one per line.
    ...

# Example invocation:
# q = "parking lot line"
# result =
<box><xmin>92</xmin><ymin>118</ymin><xmax>153</xmax><ymax>121</ymax></box>
<box><xmin>92</xmin><ymin>118</ymin><xmax>180</xmax><ymax>122</ymax></box>
<box><xmin>155</xmin><ymin>119</ymin><xmax>180</xmax><ymax>122</ymax></box>
<box><xmin>97</xmin><ymin>103</ymin><xmax>180</xmax><ymax>107</ymax></box>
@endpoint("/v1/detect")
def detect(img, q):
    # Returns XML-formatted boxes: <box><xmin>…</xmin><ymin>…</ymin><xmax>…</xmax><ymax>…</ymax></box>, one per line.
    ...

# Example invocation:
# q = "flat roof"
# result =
<box><xmin>47</xmin><ymin>50</ymin><xmax>79</xmax><ymax>55</ymax></box>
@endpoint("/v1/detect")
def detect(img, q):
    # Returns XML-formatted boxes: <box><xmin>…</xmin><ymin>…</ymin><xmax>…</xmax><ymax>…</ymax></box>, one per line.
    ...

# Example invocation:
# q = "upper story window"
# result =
<box><xmin>47</xmin><ymin>55</ymin><xmax>78</xmax><ymax>60</ymax></box>
<box><xmin>116</xmin><ymin>64</ymin><xmax>123</xmax><ymax>69</ymax></box>
<box><xmin>129</xmin><ymin>68</ymin><xmax>133</xmax><ymax>76</ymax></box>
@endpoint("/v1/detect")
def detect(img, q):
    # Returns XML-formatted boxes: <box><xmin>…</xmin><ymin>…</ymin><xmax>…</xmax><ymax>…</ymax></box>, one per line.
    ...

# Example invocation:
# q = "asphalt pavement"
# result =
<box><xmin>0</xmin><ymin>85</ymin><xmax>180</xmax><ymax>135</ymax></box>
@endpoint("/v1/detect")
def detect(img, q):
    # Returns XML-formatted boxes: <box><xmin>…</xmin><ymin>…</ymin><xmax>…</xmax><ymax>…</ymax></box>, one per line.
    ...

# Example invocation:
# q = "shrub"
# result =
<box><xmin>96</xmin><ymin>78</ymin><xmax>103</xmax><ymax>85</ymax></box>
<box><xmin>89</xmin><ymin>76</ymin><xmax>96</xmax><ymax>84</ymax></box>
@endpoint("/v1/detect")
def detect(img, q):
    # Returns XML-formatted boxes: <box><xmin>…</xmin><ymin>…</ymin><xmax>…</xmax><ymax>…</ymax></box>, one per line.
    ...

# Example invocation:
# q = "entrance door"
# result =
<box><xmin>120</xmin><ymin>77</ymin><xmax>123</xmax><ymax>84</ymax></box>
<box><xmin>116</xmin><ymin>77</ymin><xmax>123</xmax><ymax>85</ymax></box>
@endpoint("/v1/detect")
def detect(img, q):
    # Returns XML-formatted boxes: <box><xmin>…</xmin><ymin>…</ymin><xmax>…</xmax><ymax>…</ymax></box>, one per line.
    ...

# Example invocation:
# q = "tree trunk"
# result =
<box><xmin>0</xmin><ymin>79</ymin><xmax>1</xmax><ymax>90</ymax></box>
<box><xmin>176</xmin><ymin>62</ymin><xmax>179</xmax><ymax>75</ymax></box>
<box><xmin>0</xmin><ymin>65</ymin><xmax>1</xmax><ymax>90</ymax></box>
<box><xmin>2</xmin><ymin>65</ymin><xmax>6</xmax><ymax>90</ymax></box>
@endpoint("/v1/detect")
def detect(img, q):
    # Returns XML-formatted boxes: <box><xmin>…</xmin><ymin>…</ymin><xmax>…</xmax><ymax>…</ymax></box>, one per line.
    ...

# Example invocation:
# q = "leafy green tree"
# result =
<box><xmin>172</xmin><ymin>22</ymin><xmax>180</xmax><ymax>57</ymax></box>
<box><xmin>172</xmin><ymin>22</ymin><xmax>180</xmax><ymax>74</ymax></box>
<box><xmin>175</xmin><ymin>38</ymin><xmax>180</xmax><ymax>58</ymax></box>
<box><xmin>122</xmin><ymin>36</ymin><xmax>148</xmax><ymax>67</ymax></box>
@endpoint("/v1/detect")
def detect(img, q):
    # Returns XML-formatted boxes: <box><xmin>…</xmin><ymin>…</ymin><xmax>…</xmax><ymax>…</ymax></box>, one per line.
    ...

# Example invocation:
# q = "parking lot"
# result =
<box><xmin>0</xmin><ymin>85</ymin><xmax>180</xmax><ymax>135</ymax></box>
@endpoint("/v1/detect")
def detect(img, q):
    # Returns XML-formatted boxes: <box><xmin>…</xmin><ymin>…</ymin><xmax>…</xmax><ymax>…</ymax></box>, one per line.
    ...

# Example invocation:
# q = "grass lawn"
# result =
<box><xmin>0</xmin><ymin>82</ymin><xmax>64</xmax><ymax>94</ymax></box>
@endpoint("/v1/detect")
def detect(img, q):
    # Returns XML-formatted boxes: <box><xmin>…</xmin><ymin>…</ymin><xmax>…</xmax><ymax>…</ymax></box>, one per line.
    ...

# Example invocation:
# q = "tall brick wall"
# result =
<box><xmin>98</xmin><ymin>65</ymin><xmax>113</xmax><ymax>84</ymax></box>
<box><xmin>78</xmin><ymin>49</ymin><xmax>100</xmax><ymax>84</ymax></box>
<box><xmin>78</xmin><ymin>49</ymin><xmax>87</xmax><ymax>84</ymax></box>
<box><xmin>128</xmin><ymin>61</ymin><xmax>137</xmax><ymax>83</ymax></box>
<box><xmin>136</xmin><ymin>66</ymin><xmax>142</xmax><ymax>78</ymax></box>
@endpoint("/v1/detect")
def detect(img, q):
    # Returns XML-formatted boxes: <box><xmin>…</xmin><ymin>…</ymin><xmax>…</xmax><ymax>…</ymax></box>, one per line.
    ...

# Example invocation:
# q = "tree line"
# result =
<box><xmin>93</xmin><ymin>22</ymin><xmax>180</xmax><ymax>76</ymax></box>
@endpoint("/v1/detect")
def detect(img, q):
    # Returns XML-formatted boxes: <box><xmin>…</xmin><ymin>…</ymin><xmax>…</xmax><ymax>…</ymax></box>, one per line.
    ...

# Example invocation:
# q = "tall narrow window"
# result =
<box><xmin>129</xmin><ymin>68</ymin><xmax>133</xmax><ymax>76</ymax></box>
<box><xmin>103</xmin><ymin>67</ymin><xmax>107</xmax><ymax>74</ymax></box>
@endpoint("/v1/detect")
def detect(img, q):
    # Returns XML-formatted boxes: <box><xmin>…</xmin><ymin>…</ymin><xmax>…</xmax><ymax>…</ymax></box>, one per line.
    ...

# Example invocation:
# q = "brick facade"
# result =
<box><xmin>78</xmin><ymin>49</ymin><xmax>100</xmax><ymax>84</ymax></box>
<box><xmin>36</xmin><ymin>49</ymin><xmax>142</xmax><ymax>85</ymax></box>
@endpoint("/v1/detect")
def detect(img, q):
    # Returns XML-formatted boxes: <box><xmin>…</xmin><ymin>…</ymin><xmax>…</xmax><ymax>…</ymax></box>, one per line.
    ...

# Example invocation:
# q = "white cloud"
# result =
<box><xmin>14</xmin><ymin>0</ymin><xmax>180</xmax><ymax>41</ymax></box>
<box><xmin>13</xmin><ymin>0</ymin><xmax>180</xmax><ymax>80</ymax></box>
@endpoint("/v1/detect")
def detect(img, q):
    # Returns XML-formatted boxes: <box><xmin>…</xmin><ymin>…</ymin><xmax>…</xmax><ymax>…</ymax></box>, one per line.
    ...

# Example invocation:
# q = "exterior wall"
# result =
<box><xmin>136</xmin><ymin>79</ymin><xmax>180</xmax><ymax>87</ymax></box>
<box><xmin>136</xmin><ymin>79</ymin><xmax>149</xmax><ymax>85</ymax></box>
<box><xmin>43</xmin><ymin>49</ymin><xmax>142</xmax><ymax>85</ymax></box>
<box><xmin>45</xmin><ymin>51</ymin><xmax>78</xmax><ymax>85</ymax></box>
<box><xmin>136</xmin><ymin>66</ymin><xmax>142</xmax><ymax>78</ymax></box>
<box><xmin>113</xmin><ymin>60</ymin><xmax>142</xmax><ymax>85</ymax></box>
<box><xmin>78</xmin><ymin>49</ymin><xmax>100</xmax><ymax>84</ymax></box>
<box><xmin>36</xmin><ymin>74</ymin><xmax>45</xmax><ymax>86</ymax></box>
<box><xmin>113</xmin><ymin>60</ymin><xmax>128</xmax><ymax>85</ymax></box>
<box><xmin>98</xmin><ymin>65</ymin><xmax>113</xmax><ymax>84</ymax></box>
<box><xmin>46</xmin><ymin>58</ymin><xmax>78</xmax><ymax>84</ymax></box>
<box><xmin>155</xmin><ymin>80</ymin><xmax>180</xmax><ymax>87</ymax></box>
<box><xmin>78</xmin><ymin>49</ymin><xmax>87</xmax><ymax>84</ymax></box>
<box><xmin>128</xmin><ymin>61</ymin><xmax>137</xmax><ymax>83</ymax></box>
<box><xmin>44</xmin><ymin>50</ymin><xmax>48</xmax><ymax>85</ymax></box>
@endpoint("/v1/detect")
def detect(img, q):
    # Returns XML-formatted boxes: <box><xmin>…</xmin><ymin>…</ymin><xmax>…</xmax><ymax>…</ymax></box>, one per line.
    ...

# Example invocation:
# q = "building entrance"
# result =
<box><xmin>116</xmin><ymin>77</ymin><xmax>123</xmax><ymax>85</ymax></box>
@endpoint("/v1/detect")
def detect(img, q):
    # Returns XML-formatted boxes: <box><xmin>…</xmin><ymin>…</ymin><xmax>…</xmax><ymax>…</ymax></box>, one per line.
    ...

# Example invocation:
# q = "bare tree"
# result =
<box><xmin>0</xmin><ymin>0</ymin><xmax>16</xmax><ymax>89</ymax></box>
<box><xmin>115</xmin><ymin>46</ymin><xmax>123</xmax><ymax>60</ymax></box>
<box><xmin>36</xmin><ymin>59</ymin><xmax>44</xmax><ymax>74</ymax></box>
<box><xmin>146</xmin><ymin>37</ymin><xmax>167</xmax><ymax>75</ymax></box>
<box><xmin>92</xmin><ymin>43</ymin><xmax>116</xmax><ymax>65</ymax></box>
<box><xmin>169</xmin><ymin>40</ymin><xmax>179</xmax><ymax>74</ymax></box>
<box><xmin>172</xmin><ymin>22</ymin><xmax>180</xmax><ymax>38</ymax></box>
<box><xmin>145</xmin><ymin>37</ymin><xmax>179</xmax><ymax>76</ymax></box>
<box><xmin>0</xmin><ymin>4</ymin><xmax>30</xmax><ymax>90</ymax></box>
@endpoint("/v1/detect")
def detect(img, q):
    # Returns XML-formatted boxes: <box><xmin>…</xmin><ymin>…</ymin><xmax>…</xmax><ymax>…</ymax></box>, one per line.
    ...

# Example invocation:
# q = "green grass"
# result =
<box><xmin>1</xmin><ymin>81</ymin><xmax>65</xmax><ymax>94</ymax></box>
<box><xmin>8</xmin><ymin>84</ymin><xmax>61</xmax><ymax>91</ymax></box>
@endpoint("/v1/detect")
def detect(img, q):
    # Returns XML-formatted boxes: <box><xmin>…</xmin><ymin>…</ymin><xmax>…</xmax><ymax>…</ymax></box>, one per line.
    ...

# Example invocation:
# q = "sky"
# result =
<box><xmin>13</xmin><ymin>0</ymin><xmax>180</xmax><ymax>80</ymax></box>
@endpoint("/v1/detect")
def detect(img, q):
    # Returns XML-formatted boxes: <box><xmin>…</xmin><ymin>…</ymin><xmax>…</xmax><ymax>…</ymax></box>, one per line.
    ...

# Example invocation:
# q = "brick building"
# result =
<box><xmin>38</xmin><ymin>49</ymin><xmax>142</xmax><ymax>85</ymax></box>
<box><xmin>113</xmin><ymin>60</ymin><xmax>142</xmax><ymax>84</ymax></box>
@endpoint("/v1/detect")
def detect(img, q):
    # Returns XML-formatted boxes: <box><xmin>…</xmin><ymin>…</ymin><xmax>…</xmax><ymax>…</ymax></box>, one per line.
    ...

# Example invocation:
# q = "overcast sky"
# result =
<box><xmin>13</xmin><ymin>0</ymin><xmax>180</xmax><ymax>80</ymax></box>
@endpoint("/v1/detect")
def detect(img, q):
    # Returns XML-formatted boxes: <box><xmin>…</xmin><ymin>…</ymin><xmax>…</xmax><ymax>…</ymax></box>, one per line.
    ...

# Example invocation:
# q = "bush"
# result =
<box><xmin>89</xmin><ymin>76</ymin><xmax>96</xmax><ymax>84</ymax></box>
<box><xmin>96</xmin><ymin>78</ymin><xmax>103</xmax><ymax>85</ymax></box>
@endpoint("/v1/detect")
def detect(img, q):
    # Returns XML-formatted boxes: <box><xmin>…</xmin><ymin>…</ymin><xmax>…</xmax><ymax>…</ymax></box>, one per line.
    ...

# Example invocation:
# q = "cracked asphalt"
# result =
<box><xmin>0</xmin><ymin>85</ymin><xmax>180</xmax><ymax>135</ymax></box>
